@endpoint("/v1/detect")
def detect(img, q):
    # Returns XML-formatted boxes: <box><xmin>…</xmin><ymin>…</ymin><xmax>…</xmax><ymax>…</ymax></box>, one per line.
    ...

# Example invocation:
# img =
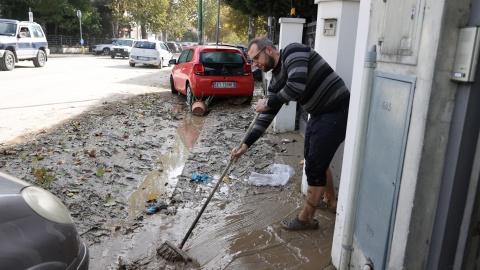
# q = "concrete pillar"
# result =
<box><xmin>271</xmin><ymin>17</ymin><xmax>306</xmax><ymax>133</ymax></box>
<box><xmin>301</xmin><ymin>0</ymin><xmax>360</xmax><ymax>197</ymax></box>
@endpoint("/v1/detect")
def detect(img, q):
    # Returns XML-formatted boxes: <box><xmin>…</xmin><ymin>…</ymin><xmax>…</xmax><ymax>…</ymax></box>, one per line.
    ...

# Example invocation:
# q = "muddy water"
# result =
<box><xmin>127</xmin><ymin>133</ymin><xmax>189</xmax><ymax>219</ymax></box>
<box><xmin>160</xmin><ymin>113</ymin><xmax>336</xmax><ymax>270</ymax></box>
<box><xmin>102</xmin><ymin>107</ymin><xmax>336</xmax><ymax>269</ymax></box>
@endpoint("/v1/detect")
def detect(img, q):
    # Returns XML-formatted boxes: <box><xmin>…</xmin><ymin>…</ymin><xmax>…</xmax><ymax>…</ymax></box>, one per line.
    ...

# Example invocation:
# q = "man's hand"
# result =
<box><xmin>230</xmin><ymin>144</ymin><xmax>249</xmax><ymax>163</ymax></box>
<box><xmin>256</xmin><ymin>98</ymin><xmax>269</xmax><ymax>112</ymax></box>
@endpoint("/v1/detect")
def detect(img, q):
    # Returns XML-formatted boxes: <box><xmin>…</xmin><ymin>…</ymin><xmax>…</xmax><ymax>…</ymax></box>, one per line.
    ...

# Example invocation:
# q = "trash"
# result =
<box><xmin>191</xmin><ymin>172</ymin><xmax>211</xmax><ymax>183</ymax></box>
<box><xmin>220</xmin><ymin>186</ymin><xmax>229</xmax><ymax>194</ymax></box>
<box><xmin>146</xmin><ymin>202</ymin><xmax>168</xmax><ymax>215</ymax></box>
<box><xmin>248</xmin><ymin>164</ymin><xmax>295</xmax><ymax>186</ymax></box>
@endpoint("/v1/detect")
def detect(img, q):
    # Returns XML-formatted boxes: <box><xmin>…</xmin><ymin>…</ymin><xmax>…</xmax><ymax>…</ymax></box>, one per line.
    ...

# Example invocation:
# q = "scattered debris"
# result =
<box><xmin>191</xmin><ymin>172</ymin><xmax>211</xmax><ymax>183</ymax></box>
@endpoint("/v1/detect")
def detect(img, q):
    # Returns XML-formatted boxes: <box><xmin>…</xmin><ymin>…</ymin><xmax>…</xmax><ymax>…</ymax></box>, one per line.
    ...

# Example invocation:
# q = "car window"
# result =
<box><xmin>200</xmin><ymin>51</ymin><xmax>245</xmax><ymax>76</ymax></box>
<box><xmin>160</xmin><ymin>42</ymin><xmax>168</xmax><ymax>50</ymax></box>
<box><xmin>31</xmin><ymin>25</ymin><xmax>44</xmax><ymax>38</ymax></box>
<box><xmin>200</xmin><ymin>52</ymin><xmax>244</xmax><ymax>64</ymax></box>
<box><xmin>0</xmin><ymin>21</ymin><xmax>17</xmax><ymax>36</ymax></box>
<box><xmin>116</xmin><ymin>39</ymin><xmax>133</xmax><ymax>46</ymax></box>
<box><xmin>186</xmin><ymin>50</ymin><xmax>194</xmax><ymax>62</ymax></box>
<box><xmin>177</xmin><ymin>50</ymin><xmax>190</xmax><ymax>64</ymax></box>
<box><xmin>135</xmin><ymin>41</ymin><xmax>156</xmax><ymax>49</ymax></box>
<box><xmin>19</xmin><ymin>26</ymin><xmax>31</xmax><ymax>38</ymax></box>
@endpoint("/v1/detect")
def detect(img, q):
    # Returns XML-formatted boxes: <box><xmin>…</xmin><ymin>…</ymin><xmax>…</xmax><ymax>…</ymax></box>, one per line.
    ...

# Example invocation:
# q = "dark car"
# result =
<box><xmin>166</xmin><ymin>42</ymin><xmax>180</xmax><ymax>53</ymax></box>
<box><xmin>169</xmin><ymin>45</ymin><xmax>254</xmax><ymax>105</ymax></box>
<box><xmin>0</xmin><ymin>172</ymin><xmax>89</xmax><ymax>270</ymax></box>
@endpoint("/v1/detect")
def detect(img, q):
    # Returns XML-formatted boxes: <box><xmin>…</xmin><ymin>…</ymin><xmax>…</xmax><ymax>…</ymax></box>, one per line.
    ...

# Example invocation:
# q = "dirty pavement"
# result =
<box><xmin>0</xmin><ymin>85</ymin><xmax>336</xmax><ymax>269</ymax></box>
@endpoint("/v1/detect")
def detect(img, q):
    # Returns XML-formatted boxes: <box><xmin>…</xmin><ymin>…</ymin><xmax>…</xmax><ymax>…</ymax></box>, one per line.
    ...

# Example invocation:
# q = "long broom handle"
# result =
<box><xmin>179</xmin><ymin>112</ymin><xmax>260</xmax><ymax>248</ymax></box>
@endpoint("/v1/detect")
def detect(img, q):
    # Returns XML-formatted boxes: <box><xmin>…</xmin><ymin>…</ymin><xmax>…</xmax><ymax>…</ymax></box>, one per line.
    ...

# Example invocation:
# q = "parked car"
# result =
<box><xmin>169</xmin><ymin>45</ymin><xmax>254</xmax><ymax>105</ymax></box>
<box><xmin>91</xmin><ymin>38</ymin><xmax>118</xmax><ymax>55</ymax></box>
<box><xmin>0</xmin><ymin>171</ymin><xmax>89</xmax><ymax>269</ymax></box>
<box><xmin>178</xmin><ymin>43</ymin><xmax>188</xmax><ymax>52</ymax></box>
<box><xmin>110</xmin><ymin>38</ymin><xmax>135</xmax><ymax>59</ymax></box>
<box><xmin>166</xmin><ymin>42</ymin><xmax>180</xmax><ymax>53</ymax></box>
<box><xmin>0</xmin><ymin>19</ymin><xmax>50</xmax><ymax>71</ymax></box>
<box><xmin>129</xmin><ymin>40</ymin><xmax>173</xmax><ymax>68</ymax></box>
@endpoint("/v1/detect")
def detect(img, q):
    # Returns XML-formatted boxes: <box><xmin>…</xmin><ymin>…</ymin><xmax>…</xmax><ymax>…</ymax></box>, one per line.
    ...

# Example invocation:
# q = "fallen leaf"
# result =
<box><xmin>88</xmin><ymin>150</ymin><xmax>96</xmax><ymax>158</ymax></box>
<box><xmin>91</xmin><ymin>232</ymin><xmax>103</xmax><ymax>237</ymax></box>
<box><xmin>96</xmin><ymin>167</ymin><xmax>105</xmax><ymax>177</ymax></box>
<box><xmin>104</xmin><ymin>196</ymin><xmax>116</xmax><ymax>207</ymax></box>
<box><xmin>149</xmin><ymin>194</ymin><xmax>158</xmax><ymax>201</ymax></box>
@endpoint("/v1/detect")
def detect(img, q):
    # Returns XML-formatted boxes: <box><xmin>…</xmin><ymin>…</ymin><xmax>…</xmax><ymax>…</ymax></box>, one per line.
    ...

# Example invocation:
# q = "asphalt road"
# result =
<box><xmin>0</xmin><ymin>53</ymin><xmax>177</xmax><ymax>145</ymax></box>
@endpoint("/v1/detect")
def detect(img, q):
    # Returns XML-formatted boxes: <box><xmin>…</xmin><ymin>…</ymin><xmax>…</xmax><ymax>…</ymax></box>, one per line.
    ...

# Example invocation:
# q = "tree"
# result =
<box><xmin>224</xmin><ymin>0</ymin><xmax>317</xmax><ymax>22</ymax></box>
<box><xmin>127</xmin><ymin>0</ymin><xmax>169</xmax><ymax>39</ymax></box>
<box><xmin>106</xmin><ymin>0</ymin><xmax>129</xmax><ymax>38</ymax></box>
<box><xmin>163</xmin><ymin>0</ymin><xmax>197</xmax><ymax>41</ymax></box>
<box><xmin>222</xmin><ymin>7</ymin><xmax>268</xmax><ymax>44</ymax></box>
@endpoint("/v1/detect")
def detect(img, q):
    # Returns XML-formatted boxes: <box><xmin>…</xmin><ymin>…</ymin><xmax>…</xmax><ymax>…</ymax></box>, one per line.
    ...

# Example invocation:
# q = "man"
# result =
<box><xmin>231</xmin><ymin>37</ymin><xmax>349</xmax><ymax>230</ymax></box>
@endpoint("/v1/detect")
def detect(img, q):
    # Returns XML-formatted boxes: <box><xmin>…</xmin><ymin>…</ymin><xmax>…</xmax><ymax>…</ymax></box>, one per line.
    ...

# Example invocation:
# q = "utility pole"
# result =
<box><xmin>77</xmin><ymin>10</ymin><xmax>84</xmax><ymax>54</ymax></box>
<box><xmin>198</xmin><ymin>0</ymin><xmax>203</xmax><ymax>45</ymax></box>
<box><xmin>215</xmin><ymin>0</ymin><xmax>220</xmax><ymax>45</ymax></box>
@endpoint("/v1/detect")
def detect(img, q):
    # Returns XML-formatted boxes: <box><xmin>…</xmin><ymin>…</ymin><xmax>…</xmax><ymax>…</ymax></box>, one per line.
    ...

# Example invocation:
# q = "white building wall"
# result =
<box><xmin>328</xmin><ymin>0</ymin><xmax>370</xmax><ymax>267</ymax></box>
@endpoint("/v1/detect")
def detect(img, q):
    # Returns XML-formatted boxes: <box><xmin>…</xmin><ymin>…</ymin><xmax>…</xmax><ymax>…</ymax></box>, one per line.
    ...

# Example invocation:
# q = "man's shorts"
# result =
<box><xmin>304</xmin><ymin>98</ymin><xmax>349</xmax><ymax>186</ymax></box>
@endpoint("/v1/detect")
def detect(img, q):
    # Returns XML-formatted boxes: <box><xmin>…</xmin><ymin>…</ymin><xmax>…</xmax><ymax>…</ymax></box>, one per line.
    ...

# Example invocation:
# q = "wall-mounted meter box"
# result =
<box><xmin>323</xmin><ymin>19</ymin><xmax>337</xmax><ymax>36</ymax></box>
<box><xmin>451</xmin><ymin>27</ymin><xmax>480</xmax><ymax>82</ymax></box>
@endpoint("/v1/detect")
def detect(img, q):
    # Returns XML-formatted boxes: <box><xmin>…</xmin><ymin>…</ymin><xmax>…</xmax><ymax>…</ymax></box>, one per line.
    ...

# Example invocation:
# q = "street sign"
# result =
<box><xmin>76</xmin><ymin>10</ymin><xmax>82</xmax><ymax>19</ymax></box>
<box><xmin>80</xmin><ymin>39</ymin><xmax>84</xmax><ymax>45</ymax></box>
<box><xmin>28</xmin><ymin>12</ymin><xmax>33</xmax><ymax>22</ymax></box>
<box><xmin>248</xmin><ymin>28</ymin><xmax>252</xmax><ymax>35</ymax></box>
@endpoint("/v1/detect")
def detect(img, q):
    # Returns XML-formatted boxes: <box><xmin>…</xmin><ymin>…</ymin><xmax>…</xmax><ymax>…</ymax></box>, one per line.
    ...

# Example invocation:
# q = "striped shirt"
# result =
<box><xmin>244</xmin><ymin>43</ymin><xmax>350</xmax><ymax>147</ymax></box>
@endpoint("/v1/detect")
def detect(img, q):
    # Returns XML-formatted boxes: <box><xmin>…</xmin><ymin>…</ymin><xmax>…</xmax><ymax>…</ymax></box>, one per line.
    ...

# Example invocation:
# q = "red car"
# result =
<box><xmin>169</xmin><ymin>45</ymin><xmax>254</xmax><ymax>105</ymax></box>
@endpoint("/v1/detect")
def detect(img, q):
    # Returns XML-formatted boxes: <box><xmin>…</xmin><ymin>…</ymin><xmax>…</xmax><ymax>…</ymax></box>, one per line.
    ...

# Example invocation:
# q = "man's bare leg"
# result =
<box><xmin>298</xmin><ymin>185</ymin><xmax>324</xmax><ymax>224</ymax></box>
<box><xmin>324</xmin><ymin>168</ymin><xmax>337</xmax><ymax>208</ymax></box>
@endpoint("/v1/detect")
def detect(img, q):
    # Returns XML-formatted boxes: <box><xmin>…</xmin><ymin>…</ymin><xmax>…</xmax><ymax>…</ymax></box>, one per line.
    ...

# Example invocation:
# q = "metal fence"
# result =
<box><xmin>46</xmin><ymin>35</ymin><xmax>113</xmax><ymax>48</ymax></box>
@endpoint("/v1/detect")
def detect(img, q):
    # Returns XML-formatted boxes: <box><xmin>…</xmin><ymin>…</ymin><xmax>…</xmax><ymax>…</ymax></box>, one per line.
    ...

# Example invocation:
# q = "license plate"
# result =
<box><xmin>214</xmin><ymin>82</ymin><xmax>236</xmax><ymax>88</ymax></box>
<box><xmin>116</xmin><ymin>53</ymin><xmax>122</xmax><ymax>55</ymax></box>
<box><xmin>138</xmin><ymin>57</ymin><xmax>148</xmax><ymax>60</ymax></box>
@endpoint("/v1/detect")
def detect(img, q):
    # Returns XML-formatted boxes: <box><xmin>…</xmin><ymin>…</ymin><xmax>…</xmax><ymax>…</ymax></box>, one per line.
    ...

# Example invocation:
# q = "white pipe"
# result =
<box><xmin>339</xmin><ymin>45</ymin><xmax>377</xmax><ymax>269</ymax></box>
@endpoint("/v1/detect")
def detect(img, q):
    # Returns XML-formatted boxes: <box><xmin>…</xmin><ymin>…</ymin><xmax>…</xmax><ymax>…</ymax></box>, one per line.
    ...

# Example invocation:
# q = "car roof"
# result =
<box><xmin>136</xmin><ymin>39</ymin><xmax>160</xmax><ymax>43</ymax></box>
<box><xmin>0</xmin><ymin>19</ymin><xmax>40</xmax><ymax>25</ymax></box>
<box><xmin>192</xmin><ymin>45</ymin><xmax>244</xmax><ymax>52</ymax></box>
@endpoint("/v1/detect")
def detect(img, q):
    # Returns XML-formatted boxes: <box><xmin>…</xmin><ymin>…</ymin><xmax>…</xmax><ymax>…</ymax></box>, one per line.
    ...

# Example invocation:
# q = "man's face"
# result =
<box><xmin>248</xmin><ymin>44</ymin><xmax>275</xmax><ymax>72</ymax></box>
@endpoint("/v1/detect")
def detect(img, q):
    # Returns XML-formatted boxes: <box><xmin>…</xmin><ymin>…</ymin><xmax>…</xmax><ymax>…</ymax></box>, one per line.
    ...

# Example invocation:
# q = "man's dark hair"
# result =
<box><xmin>247</xmin><ymin>37</ymin><xmax>276</xmax><ymax>51</ymax></box>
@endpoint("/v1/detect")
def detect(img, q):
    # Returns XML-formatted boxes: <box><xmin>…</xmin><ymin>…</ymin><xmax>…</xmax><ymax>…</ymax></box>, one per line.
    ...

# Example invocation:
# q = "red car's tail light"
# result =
<box><xmin>244</xmin><ymin>63</ymin><xmax>252</xmax><ymax>75</ymax></box>
<box><xmin>193</xmin><ymin>63</ymin><xmax>205</xmax><ymax>75</ymax></box>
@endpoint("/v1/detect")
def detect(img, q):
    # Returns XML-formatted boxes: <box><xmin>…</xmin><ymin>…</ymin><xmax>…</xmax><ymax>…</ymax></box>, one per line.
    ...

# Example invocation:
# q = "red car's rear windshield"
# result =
<box><xmin>200</xmin><ymin>51</ymin><xmax>246</xmax><ymax>76</ymax></box>
<box><xmin>200</xmin><ymin>51</ymin><xmax>244</xmax><ymax>64</ymax></box>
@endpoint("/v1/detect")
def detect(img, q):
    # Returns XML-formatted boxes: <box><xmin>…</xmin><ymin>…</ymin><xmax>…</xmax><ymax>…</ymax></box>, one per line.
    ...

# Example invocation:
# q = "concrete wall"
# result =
<box><xmin>49</xmin><ymin>46</ymin><xmax>84</xmax><ymax>54</ymax></box>
<box><xmin>331</xmin><ymin>0</ymin><xmax>371</xmax><ymax>266</ymax></box>
<box><xmin>333</xmin><ymin>0</ymin><xmax>474</xmax><ymax>268</ymax></box>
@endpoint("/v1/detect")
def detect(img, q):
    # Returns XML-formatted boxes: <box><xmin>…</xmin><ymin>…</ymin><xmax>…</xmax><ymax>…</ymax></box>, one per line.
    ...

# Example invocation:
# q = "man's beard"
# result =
<box><xmin>262</xmin><ymin>54</ymin><xmax>275</xmax><ymax>72</ymax></box>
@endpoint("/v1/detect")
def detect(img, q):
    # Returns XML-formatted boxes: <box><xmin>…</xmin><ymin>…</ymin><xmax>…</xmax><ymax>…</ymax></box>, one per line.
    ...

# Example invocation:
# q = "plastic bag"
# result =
<box><xmin>248</xmin><ymin>164</ymin><xmax>295</xmax><ymax>186</ymax></box>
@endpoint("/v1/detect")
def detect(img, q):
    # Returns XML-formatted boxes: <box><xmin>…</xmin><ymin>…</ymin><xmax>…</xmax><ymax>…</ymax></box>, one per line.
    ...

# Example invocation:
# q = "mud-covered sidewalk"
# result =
<box><xmin>0</xmin><ymin>89</ymin><xmax>335</xmax><ymax>269</ymax></box>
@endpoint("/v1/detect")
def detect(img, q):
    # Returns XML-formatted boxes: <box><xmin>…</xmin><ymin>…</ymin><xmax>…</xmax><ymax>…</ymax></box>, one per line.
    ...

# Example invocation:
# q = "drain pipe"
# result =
<box><xmin>339</xmin><ymin>45</ymin><xmax>377</xmax><ymax>270</ymax></box>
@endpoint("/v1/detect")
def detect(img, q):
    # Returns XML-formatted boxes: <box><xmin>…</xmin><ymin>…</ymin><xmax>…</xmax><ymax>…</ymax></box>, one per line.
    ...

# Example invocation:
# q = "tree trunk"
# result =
<box><xmin>141</xmin><ymin>23</ymin><xmax>147</xmax><ymax>39</ymax></box>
